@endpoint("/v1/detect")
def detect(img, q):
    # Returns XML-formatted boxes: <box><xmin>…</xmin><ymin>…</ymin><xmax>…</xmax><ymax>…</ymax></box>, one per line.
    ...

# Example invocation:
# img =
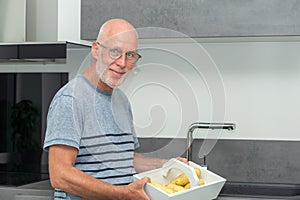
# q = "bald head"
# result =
<box><xmin>97</xmin><ymin>19</ymin><xmax>138</xmax><ymax>45</ymax></box>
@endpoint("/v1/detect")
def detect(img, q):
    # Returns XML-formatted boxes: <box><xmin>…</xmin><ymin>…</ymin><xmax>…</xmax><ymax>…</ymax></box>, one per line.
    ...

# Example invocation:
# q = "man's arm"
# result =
<box><xmin>49</xmin><ymin>144</ymin><xmax>150</xmax><ymax>200</ymax></box>
<box><xmin>134</xmin><ymin>153</ymin><xmax>189</xmax><ymax>173</ymax></box>
<box><xmin>133</xmin><ymin>153</ymin><xmax>168</xmax><ymax>173</ymax></box>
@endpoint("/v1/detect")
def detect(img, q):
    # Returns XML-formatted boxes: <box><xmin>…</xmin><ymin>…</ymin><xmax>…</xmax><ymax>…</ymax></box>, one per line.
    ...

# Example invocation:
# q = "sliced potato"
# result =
<box><xmin>166</xmin><ymin>183</ymin><xmax>186</xmax><ymax>192</ymax></box>
<box><xmin>171</xmin><ymin>168</ymin><xmax>201</xmax><ymax>186</ymax></box>
<box><xmin>184</xmin><ymin>183</ymin><xmax>190</xmax><ymax>189</ymax></box>
<box><xmin>199</xmin><ymin>179</ymin><xmax>205</xmax><ymax>186</ymax></box>
<box><xmin>148</xmin><ymin>167</ymin><xmax>204</xmax><ymax>195</ymax></box>
<box><xmin>194</xmin><ymin>168</ymin><xmax>201</xmax><ymax>177</ymax></box>
<box><xmin>172</xmin><ymin>173</ymin><xmax>189</xmax><ymax>186</ymax></box>
<box><xmin>150</xmin><ymin>180</ymin><xmax>174</xmax><ymax>194</ymax></box>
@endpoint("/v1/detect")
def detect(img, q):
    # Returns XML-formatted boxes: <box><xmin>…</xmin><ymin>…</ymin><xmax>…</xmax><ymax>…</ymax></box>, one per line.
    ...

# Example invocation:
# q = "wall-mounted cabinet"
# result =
<box><xmin>0</xmin><ymin>43</ymin><xmax>66</xmax><ymax>61</ymax></box>
<box><xmin>81</xmin><ymin>0</ymin><xmax>300</xmax><ymax>40</ymax></box>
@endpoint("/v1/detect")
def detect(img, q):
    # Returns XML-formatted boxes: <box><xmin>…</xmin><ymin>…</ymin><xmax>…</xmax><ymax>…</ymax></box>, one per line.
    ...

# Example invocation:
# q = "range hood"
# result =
<box><xmin>0</xmin><ymin>0</ymin><xmax>87</xmax><ymax>63</ymax></box>
<box><xmin>0</xmin><ymin>42</ymin><xmax>67</xmax><ymax>63</ymax></box>
<box><xmin>0</xmin><ymin>41</ymin><xmax>90</xmax><ymax>63</ymax></box>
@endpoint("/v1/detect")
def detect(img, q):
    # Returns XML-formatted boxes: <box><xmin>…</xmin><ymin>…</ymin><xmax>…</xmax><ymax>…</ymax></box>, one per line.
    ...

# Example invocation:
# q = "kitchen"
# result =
<box><xmin>0</xmin><ymin>0</ymin><xmax>300</xmax><ymax>199</ymax></box>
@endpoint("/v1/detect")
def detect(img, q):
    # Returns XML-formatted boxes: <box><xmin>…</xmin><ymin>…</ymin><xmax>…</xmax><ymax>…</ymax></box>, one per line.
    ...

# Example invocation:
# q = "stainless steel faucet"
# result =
<box><xmin>186</xmin><ymin>122</ymin><xmax>236</xmax><ymax>161</ymax></box>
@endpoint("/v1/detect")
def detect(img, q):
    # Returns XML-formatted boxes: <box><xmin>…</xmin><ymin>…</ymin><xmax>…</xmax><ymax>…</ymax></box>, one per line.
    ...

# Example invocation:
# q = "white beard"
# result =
<box><xmin>96</xmin><ymin>62</ymin><xmax>114</xmax><ymax>88</ymax></box>
<box><xmin>95</xmin><ymin>60</ymin><xmax>129</xmax><ymax>89</ymax></box>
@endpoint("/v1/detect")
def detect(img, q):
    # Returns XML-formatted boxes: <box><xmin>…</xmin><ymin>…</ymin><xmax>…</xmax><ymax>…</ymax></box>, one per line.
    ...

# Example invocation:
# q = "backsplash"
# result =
<box><xmin>136</xmin><ymin>138</ymin><xmax>300</xmax><ymax>184</ymax></box>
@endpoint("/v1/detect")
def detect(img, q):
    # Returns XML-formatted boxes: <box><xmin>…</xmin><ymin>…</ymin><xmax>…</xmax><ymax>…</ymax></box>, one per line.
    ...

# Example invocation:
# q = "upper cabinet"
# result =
<box><xmin>81</xmin><ymin>0</ymin><xmax>300</xmax><ymax>40</ymax></box>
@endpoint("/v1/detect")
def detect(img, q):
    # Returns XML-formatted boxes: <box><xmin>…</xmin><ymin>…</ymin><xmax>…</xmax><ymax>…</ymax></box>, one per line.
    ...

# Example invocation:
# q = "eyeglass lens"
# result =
<box><xmin>98</xmin><ymin>42</ymin><xmax>141</xmax><ymax>64</ymax></box>
<box><xmin>108</xmin><ymin>48</ymin><xmax>140</xmax><ymax>64</ymax></box>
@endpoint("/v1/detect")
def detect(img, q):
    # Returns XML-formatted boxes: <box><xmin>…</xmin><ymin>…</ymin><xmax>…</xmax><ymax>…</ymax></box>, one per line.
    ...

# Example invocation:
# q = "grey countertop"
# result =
<box><xmin>2</xmin><ymin>180</ymin><xmax>299</xmax><ymax>200</ymax></box>
<box><xmin>217</xmin><ymin>198</ymin><xmax>279</xmax><ymax>200</ymax></box>
<box><xmin>216</xmin><ymin>195</ymin><xmax>300</xmax><ymax>200</ymax></box>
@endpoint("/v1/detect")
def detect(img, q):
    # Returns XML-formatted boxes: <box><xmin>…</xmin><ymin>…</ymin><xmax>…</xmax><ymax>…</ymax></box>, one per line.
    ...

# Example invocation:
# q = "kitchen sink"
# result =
<box><xmin>219</xmin><ymin>181</ymin><xmax>300</xmax><ymax>199</ymax></box>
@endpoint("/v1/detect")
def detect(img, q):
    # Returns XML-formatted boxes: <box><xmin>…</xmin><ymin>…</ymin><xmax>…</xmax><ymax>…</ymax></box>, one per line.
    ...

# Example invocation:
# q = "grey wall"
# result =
<box><xmin>81</xmin><ymin>0</ymin><xmax>300</xmax><ymax>40</ymax></box>
<box><xmin>137</xmin><ymin>138</ymin><xmax>300</xmax><ymax>184</ymax></box>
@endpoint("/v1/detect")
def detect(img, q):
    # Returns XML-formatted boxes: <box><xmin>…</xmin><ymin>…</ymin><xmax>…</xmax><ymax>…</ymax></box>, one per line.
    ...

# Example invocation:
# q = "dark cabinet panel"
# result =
<box><xmin>18</xmin><ymin>44</ymin><xmax>66</xmax><ymax>59</ymax></box>
<box><xmin>0</xmin><ymin>46</ymin><xmax>18</xmax><ymax>59</ymax></box>
<box><xmin>0</xmin><ymin>43</ymin><xmax>66</xmax><ymax>60</ymax></box>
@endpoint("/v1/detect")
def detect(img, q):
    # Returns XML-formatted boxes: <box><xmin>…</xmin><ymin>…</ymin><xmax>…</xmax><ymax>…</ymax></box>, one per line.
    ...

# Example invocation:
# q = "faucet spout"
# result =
<box><xmin>186</xmin><ymin>122</ymin><xmax>235</xmax><ymax>161</ymax></box>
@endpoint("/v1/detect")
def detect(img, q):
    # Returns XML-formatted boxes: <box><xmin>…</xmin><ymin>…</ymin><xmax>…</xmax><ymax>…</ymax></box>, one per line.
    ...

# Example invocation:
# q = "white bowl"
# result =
<box><xmin>133</xmin><ymin>161</ymin><xmax>226</xmax><ymax>200</ymax></box>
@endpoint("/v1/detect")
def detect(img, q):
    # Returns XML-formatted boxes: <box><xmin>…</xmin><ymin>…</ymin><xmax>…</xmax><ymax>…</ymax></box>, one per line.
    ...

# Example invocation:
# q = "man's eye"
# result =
<box><xmin>110</xmin><ymin>48</ymin><xmax>122</xmax><ymax>56</ymax></box>
<box><xmin>126</xmin><ymin>52</ymin><xmax>136</xmax><ymax>58</ymax></box>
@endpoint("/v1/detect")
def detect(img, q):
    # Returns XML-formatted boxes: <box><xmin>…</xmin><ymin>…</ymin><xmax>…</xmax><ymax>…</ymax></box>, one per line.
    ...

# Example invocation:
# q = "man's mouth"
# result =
<box><xmin>109</xmin><ymin>68</ymin><xmax>127</xmax><ymax>77</ymax></box>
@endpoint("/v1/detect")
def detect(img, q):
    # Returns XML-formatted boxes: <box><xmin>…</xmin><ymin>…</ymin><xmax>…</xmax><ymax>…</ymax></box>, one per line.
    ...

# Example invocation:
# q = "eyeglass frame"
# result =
<box><xmin>96</xmin><ymin>41</ymin><xmax>142</xmax><ymax>64</ymax></box>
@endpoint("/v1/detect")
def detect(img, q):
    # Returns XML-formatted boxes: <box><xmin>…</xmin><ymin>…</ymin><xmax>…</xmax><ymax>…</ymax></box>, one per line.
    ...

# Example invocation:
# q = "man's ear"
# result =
<box><xmin>91</xmin><ymin>41</ymin><xmax>99</xmax><ymax>60</ymax></box>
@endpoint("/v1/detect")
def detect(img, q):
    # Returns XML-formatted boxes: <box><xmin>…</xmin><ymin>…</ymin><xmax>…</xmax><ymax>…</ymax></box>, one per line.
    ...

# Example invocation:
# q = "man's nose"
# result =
<box><xmin>116</xmin><ymin>53</ymin><xmax>126</xmax><ymax>68</ymax></box>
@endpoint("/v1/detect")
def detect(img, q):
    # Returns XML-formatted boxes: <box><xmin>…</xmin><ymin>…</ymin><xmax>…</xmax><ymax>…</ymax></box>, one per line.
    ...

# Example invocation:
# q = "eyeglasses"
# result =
<box><xmin>97</xmin><ymin>42</ymin><xmax>141</xmax><ymax>64</ymax></box>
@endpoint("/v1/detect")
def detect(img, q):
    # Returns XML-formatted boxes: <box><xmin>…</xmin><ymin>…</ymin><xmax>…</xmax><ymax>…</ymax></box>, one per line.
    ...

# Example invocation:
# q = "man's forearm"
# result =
<box><xmin>49</xmin><ymin>145</ymin><xmax>126</xmax><ymax>199</ymax></box>
<box><xmin>51</xmin><ymin>165</ymin><xmax>150</xmax><ymax>200</ymax></box>
<box><xmin>49</xmin><ymin>145</ymin><xmax>150</xmax><ymax>200</ymax></box>
<box><xmin>50</xmin><ymin>159</ymin><xmax>125</xmax><ymax>199</ymax></box>
<box><xmin>133</xmin><ymin>153</ymin><xmax>168</xmax><ymax>173</ymax></box>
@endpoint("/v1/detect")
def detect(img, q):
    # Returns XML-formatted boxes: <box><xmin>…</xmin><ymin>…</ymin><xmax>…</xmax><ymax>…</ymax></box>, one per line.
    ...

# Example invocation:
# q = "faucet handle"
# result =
<box><xmin>161</xmin><ymin>158</ymin><xmax>199</xmax><ymax>188</ymax></box>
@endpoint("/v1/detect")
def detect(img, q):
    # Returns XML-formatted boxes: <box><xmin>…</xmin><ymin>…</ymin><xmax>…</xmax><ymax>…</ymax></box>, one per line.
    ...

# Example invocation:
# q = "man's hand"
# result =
<box><xmin>176</xmin><ymin>157</ymin><xmax>188</xmax><ymax>165</ymax></box>
<box><xmin>123</xmin><ymin>177</ymin><xmax>150</xmax><ymax>200</ymax></box>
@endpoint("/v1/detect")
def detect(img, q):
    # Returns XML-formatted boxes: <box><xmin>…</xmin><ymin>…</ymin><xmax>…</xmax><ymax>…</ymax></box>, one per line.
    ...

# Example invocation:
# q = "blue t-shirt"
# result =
<box><xmin>43</xmin><ymin>75</ymin><xmax>139</xmax><ymax>200</ymax></box>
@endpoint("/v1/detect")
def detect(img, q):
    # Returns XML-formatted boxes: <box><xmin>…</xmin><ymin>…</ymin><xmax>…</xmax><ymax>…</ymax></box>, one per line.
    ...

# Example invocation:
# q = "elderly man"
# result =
<box><xmin>44</xmin><ymin>18</ymin><xmax>187</xmax><ymax>200</ymax></box>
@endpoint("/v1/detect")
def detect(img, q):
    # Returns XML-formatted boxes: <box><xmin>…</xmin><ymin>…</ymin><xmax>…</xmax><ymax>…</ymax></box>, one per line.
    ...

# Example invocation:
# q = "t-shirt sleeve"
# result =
<box><xmin>133</xmin><ymin>134</ymin><xmax>140</xmax><ymax>150</ymax></box>
<box><xmin>43</xmin><ymin>94</ymin><xmax>82</xmax><ymax>151</ymax></box>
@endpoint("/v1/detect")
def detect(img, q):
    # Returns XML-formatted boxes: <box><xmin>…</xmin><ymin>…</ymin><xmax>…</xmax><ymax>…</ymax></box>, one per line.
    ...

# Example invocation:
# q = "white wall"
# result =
<box><xmin>0</xmin><ymin>0</ymin><xmax>26</xmax><ymax>42</ymax></box>
<box><xmin>26</xmin><ymin>0</ymin><xmax>58</xmax><ymax>42</ymax></box>
<box><xmin>203</xmin><ymin>41</ymin><xmax>300</xmax><ymax>141</ymax></box>
<box><xmin>1</xmin><ymin>38</ymin><xmax>300</xmax><ymax>141</ymax></box>
<box><xmin>57</xmin><ymin>0</ymin><xmax>81</xmax><ymax>42</ymax></box>
<box><xmin>26</xmin><ymin>0</ymin><xmax>81</xmax><ymax>42</ymax></box>
<box><xmin>121</xmin><ymin>38</ymin><xmax>300</xmax><ymax>141</ymax></box>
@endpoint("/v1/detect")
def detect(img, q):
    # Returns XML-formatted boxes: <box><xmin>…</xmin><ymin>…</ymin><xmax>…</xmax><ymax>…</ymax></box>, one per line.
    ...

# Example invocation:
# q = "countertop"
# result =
<box><xmin>217</xmin><ymin>195</ymin><xmax>300</xmax><ymax>200</ymax></box>
<box><xmin>1</xmin><ymin>180</ymin><xmax>299</xmax><ymax>200</ymax></box>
